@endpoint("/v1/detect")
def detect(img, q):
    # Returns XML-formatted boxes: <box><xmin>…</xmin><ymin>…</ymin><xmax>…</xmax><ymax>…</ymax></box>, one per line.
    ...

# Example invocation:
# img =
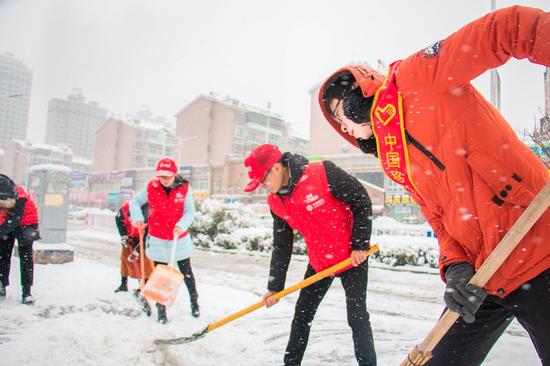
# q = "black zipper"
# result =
<box><xmin>405</xmin><ymin>131</ymin><xmax>446</xmax><ymax>171</ymax></box>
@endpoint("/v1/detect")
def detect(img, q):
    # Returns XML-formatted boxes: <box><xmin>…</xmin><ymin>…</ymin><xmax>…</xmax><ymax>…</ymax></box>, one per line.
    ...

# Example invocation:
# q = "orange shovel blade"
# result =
<box><xmin>142</xmin><ymin>264</ymin><xmax>184</xmax><ymax>306</ymax></box>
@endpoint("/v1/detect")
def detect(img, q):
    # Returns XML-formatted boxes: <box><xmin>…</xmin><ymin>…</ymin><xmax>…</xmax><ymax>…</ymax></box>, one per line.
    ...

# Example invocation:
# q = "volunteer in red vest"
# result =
<box><xmin>0</xmin><ymin>174</ymin><xmax>40</xmax><ymax>305</ymax></box>
<box><xmin>130</xmin><ymin>158</ymin><xmax>199</xmax><ymax>324</ymax></box>
<box><xmin>114</xmin><ymin>201</ymin><xmax>155</xmax><ymax>293</ymax></box>
<box><xmin>318</xmin><ymin>6</ymin><xmax>550</xmax><ymax>365</ymax></box>
<box><xmin>243</xmin><ymin>144</ymin><xmax>376</xmax><ymax>366</ymax></box>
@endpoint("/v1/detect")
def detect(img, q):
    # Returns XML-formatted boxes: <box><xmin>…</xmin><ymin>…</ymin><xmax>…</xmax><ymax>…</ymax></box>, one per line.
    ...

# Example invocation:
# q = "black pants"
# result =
<box><xmin>154</xmin><ymin>258</ymin><xmax>198</xmax><ymax>301</ymax></box>
<box><xmin>284</xmin><ymin>261</ymin><xmax>376</xmax><ymax>366</ymax></box>
<box><xmin>0</xmin><ymin>232</ymin><xmax>34</xmax><ymax>289</ymax></box>
<box><xmin>427</xmin><ymin>267</ymin><xmax>550</xmax><ymax>366</ymax></box>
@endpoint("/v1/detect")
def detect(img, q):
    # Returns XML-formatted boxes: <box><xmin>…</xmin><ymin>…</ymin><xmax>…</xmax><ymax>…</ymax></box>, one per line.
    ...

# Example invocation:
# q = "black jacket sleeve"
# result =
<box><xmin>0</xmin><ymin>198</ymin><xmax>26</xmax><ymax>236</ymax></box>
<box><xmin>115</xmin><ymin>209</ymin><xmax>128</xmax><ymax>237</ymax></box>
<box><xmin>323</xmin><ymin>160</ymin><xmax>372</xmax><ymax>250</ymax></box>
<box><xmin>267</xmin><ymin>210</ymin><xmax>294</xmax><ymax>292</ymax></box>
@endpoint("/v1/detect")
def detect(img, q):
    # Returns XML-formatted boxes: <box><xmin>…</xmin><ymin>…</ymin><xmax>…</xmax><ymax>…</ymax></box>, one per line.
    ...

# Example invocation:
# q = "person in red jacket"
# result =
<box><xmin>114</xmin><ymin>201</ymin><xmax>155</xmax><ymax>293</ymax></box>
<box><xmin>0</xmin><ymin>174</ymin><xmax>40</xmax><ymax>304</ymax></box>
<box><xmin>319</xmin><ymin>6</ymin><xmax>550</xmax><ymax>365</ymax></box>
<box><xmin>243</xmin><ymin>144</ymin><xmax>376</xmax><ymax>366</ymax></box>
<box><xmin>130</xmin><ymin>157</ymin><xmax>199</xmax><ymax>324</ymax></box>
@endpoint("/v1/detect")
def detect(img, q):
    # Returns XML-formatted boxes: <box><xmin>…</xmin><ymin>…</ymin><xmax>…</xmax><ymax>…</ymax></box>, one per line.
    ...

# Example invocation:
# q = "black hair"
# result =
<box><xmin>323</xmin><ymin>72</ymin><xmax>374</xmax><ymax>124</ymax></box>
<box><xmin>322</xmin><ymin>72</ymin><xmax>356</xmax><ymax>109</ymax></box>
<box><xmin>343</xmin><ymin>87</ymin><xmax>374</xmax><ymax>124</ymax></box>
<box><xmin>0</xmin><ymin>174</ymin><xmax>17</xmax><ymax>201</ymax></box>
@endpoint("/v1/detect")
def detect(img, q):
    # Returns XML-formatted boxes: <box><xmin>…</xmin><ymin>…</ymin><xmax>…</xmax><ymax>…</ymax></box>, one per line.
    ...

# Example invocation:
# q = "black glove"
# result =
<box><xmin>444</xmin><ymin>262</ymin><xmax>487</xmax><ymax>323</ymax></box>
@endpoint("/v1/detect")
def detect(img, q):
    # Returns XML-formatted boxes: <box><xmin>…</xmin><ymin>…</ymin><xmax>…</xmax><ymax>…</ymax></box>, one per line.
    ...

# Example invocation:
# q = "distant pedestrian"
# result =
<box><xmin>0</xmin><ymin>174</ymin><xmax>40</xmax><ymax>304</ymax></box>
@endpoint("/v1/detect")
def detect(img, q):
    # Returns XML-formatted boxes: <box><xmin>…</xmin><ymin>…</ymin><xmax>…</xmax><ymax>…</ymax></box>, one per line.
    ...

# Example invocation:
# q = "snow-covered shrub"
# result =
<box><xmin>194</xmin><ymin>233</ymin><xmax>211</xmax><ymax>249</ymax></box>
<box><xmin>371</xmin><ymin>235</ymin><xmax>439</xmax><ymax>267</ymax></box>
<box><xmin>190</xmin><ymin>199</ymin><xmax>271</xmax><ymax>251</ymax></box>
<box><xmin>214</xmin><ymin>233</ymin><xmax>240</xmax><ymax>250</ymax></box>
<box><xmin>189</xmin><ymin>200</ymin><xmax>440</xmax><ymax>268</ymax></box>
<box><xmin>242</xmin><ymin>229</ymin><xmax>272</xmax><ymax>252</ymax></box>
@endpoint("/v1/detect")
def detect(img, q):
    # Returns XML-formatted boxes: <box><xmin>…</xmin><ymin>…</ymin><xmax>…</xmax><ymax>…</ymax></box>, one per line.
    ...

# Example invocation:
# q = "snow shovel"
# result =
<box><xmin>141</xmin><ymin>233</ymin><xmax>184</xmax><ymax>307</ymax></box>
<box><xmin>400</xmin><ymin>180</ymin><xmax>550</xmax><ymax>366</ymax></box>
<box><xmin>154</xmin><ymin>244</ymin><xmax>380</xmax><ymax>346</ymax></box>
<box><xmin>134</xmin><ymin>224</ymin><xmax>152</xmax><ymax>316</ymax></box>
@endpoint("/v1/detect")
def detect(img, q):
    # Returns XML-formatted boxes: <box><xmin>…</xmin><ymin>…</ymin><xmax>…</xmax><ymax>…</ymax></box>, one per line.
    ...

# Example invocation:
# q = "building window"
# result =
<box><xmin>232</xmin><ymin>144</ymin><xmax>243</xmax><ymax>155</ymax></box>
<box><xmin>268</xmin><ymin>133</ymin><xmax>281</xmax><ymax>145</ymax></box>
<box><xmin>246</xmin><ymin>112</ymin><xmax>267</xmax><ymax>126</ymax></box>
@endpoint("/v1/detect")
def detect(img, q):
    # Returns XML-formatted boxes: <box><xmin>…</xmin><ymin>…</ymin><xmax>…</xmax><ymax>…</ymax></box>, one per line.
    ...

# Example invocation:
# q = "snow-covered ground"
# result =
<box><xmin>0</xmin><ymin>229</ymin><xmax>539</xmax><ymax>366</ymax></box>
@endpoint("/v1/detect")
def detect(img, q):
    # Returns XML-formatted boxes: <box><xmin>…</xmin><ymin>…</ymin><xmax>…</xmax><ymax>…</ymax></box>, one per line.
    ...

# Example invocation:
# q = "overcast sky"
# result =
<box><xmin>0</xmin><ymin>0</ymin><xmax>548</xmax><ymax>143</ymax></box>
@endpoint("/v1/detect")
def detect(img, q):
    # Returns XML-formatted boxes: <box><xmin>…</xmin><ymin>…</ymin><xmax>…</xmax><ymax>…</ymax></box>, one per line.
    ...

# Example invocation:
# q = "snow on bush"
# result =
<box><xmin>371</xmin><ymin>235</ymin><xmax>439</xmax><ymax>268</ymax></box>
<box><xmin>190</xmin><ymin>199</ymin><xmax>438</xmax><ymax>267</ymax></box>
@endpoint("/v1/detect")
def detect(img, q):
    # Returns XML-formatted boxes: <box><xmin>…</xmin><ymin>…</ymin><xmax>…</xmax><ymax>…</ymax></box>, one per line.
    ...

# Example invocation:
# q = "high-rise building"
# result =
<box><xmin>45</xmin><ymin>89</ymin><xmax>107</xmax><ymax>159</ymax></box>
<box><xmin>175</xmin><ymin>93</ymin><xmax>308</xmax><ymax>166</ymax></box>
<box><xmin>92</xmin><ymin>116</ymin><xmax>177</xmax><ymax>172</ymax></box>
<box><xmin>0</xmin><ymin>53</ymin><xmax>32</xmax><ymax>149</ymax></box>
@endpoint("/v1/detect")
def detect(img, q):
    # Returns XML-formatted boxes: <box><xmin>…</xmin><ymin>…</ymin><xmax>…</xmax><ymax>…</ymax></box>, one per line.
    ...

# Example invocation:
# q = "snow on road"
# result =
<box><xmin>0</xmin><ymin>230</ymin><xmax>539</xmax><ymax>365</ymax></box>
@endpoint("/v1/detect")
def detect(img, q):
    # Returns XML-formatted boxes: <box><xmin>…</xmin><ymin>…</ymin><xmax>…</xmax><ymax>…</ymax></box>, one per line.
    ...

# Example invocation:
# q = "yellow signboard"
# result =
<box><xmin>45</xmin><ymin>193</ymin><xmax>64</xmax><ymax>206</ymax></box>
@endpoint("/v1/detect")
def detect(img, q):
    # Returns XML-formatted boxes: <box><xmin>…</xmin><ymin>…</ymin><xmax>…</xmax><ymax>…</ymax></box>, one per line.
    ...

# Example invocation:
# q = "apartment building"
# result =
<box><xmin>46</xmin><ymin>89</ymin><xmax>107</xmax><ymax>159</ymax></box>
<box><xmin>175</xmin><ymin>93</ymin><xmax>309</xmax><ymax>166</ymax></box>
<box><xmin>92</xmin><ymin>116</ymin><xmax>177</xmax><ymax>172</ymax></box>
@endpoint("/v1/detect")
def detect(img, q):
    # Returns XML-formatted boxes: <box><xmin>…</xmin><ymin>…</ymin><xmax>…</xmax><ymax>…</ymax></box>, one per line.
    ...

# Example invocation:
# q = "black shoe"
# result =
<box><xmin>21</xmin><ymin>286</ymin><xmax>34</xmax><ymax>305</ymax></box>
<box><xmin>134</xmin><ymin>290</ymin><xmax>152</xmax><ymax>316</ymax></box>
<box><xmin>22</xmin><ymin>295</ymin><xmax>35</xmax><ymax>305</ymax></box>
<box><xmin>157</xmin><ymin>304</ymin><xmax>167</xmax><ymax>324</ymax></box>
<box><xmin>114</xmin><ymin>283</ymin><xmax>128</xmax><ymax>293</ymax></box>
<box><xmin>0</xmin><ymin>283</ymin><xmax>6</xmax><ymax>299</ymax></box>
<box><xmin>191</xmin><ymin>298</ymin><xmax>200</xmax><ymax>318</ymax></box>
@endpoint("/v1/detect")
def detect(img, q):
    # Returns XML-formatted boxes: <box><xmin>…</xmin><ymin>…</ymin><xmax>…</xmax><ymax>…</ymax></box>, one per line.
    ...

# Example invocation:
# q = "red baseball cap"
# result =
<box><xmin>243</xmin><ymin>144</ymin><xmax>282</xmax><ymax>192</ymax></box>
<box><xmin>154</xmin><ymin>158</ymin><xmax>178</xmax><ymax>178</ymax></box>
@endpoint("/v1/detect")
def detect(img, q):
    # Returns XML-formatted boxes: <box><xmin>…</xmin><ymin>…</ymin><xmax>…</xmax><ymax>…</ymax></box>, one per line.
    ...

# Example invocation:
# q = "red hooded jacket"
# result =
<box><xmin>0</xmin><ymin>185</ymin><xmax>38</xmax><ymax>227</ymax></box>
<box><xmin>319</xmin><ymin>6</ymin><xmax>550</xmax><ymax>297</ymax></box>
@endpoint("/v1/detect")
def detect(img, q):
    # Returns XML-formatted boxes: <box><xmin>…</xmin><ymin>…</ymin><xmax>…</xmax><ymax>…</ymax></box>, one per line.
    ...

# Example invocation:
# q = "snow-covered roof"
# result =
<box><xmin>175</xmin><ymin>93</ymin><xmax>284</xmax><ymax>120</ymax></box>
<box><xmin>72</xmin><ymin>156</ymin><xmax>92</xmax><ymax>165</ymax></box>
<box><xmin>29</xmin><ymin>164</ymin><xmax>72</xmax><ymax>173</ymax></box>
<box><xmin>11</xmin><ymin>140</ymin><xmax>72</xmax><ymax>154</ymax></box>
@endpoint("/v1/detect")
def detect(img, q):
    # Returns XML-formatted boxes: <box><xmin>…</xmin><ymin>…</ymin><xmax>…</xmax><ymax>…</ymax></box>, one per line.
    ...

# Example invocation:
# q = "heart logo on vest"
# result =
<box><xmin>374</xmin><ymin>103</ymin><xmax>396</xmax><ymax>126</ymax></box>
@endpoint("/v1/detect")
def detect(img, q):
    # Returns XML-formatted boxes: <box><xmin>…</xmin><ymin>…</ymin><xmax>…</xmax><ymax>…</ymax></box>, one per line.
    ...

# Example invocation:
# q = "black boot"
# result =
<box><xmin>191</xmin><ymin>295</ymin><xmax>200</xmax><ymax>318</ymax></box>
<box><xmin>21</xmin><ymin>286</ymin><xmax>34</xmax><ymax>305</ymax></box>
<box><xmin>133</xmin><ymin>289</ymin><xmax>152</xmax><ymax>316</ymax></box>
<box><xmin>157</xmin><ymin>303</ymin><xmax>168</xmax><ymax>324</ymax></box>
<box><xmin>114</xmin><ymin>276</ymin><xmax>128</xmax><ymax>292</ymax></box>
<box><xmin>0</xmin><ymin>283</ymin><xmax>5</xmax><ymax>299</ymax></box>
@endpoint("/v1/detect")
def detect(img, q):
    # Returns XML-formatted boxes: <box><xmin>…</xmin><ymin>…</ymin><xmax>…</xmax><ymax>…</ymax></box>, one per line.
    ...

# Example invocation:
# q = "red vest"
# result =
<box><xmin>121</xmin><ymin>201</ymin><xmax>139</xmax><ymax>238</ymax></box>
<box><xmin>146</xmin><ymin>179</ymin><xmax>189</xmax><ymax>240</ymax></box>
<box><xmin>0</xmin><ymin>185</ymin><xmax>38</xmax><ymax>226</ymax></box>
<box><xmin>267</xmin><ymin>162</ymin><xmax>353</xmax><ymax>273</ymax></box>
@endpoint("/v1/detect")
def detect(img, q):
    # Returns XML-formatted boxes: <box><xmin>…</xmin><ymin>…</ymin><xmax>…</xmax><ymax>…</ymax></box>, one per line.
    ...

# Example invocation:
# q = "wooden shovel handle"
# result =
<box><xmin>402</xmin><ymin>180</ymin><xmax>550</xmax><ymax>365</ymax></box>
<box><xmin>207</xmin><ymin>245</ymin><xmax>379</xmax><ymax>332</ymax></box>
